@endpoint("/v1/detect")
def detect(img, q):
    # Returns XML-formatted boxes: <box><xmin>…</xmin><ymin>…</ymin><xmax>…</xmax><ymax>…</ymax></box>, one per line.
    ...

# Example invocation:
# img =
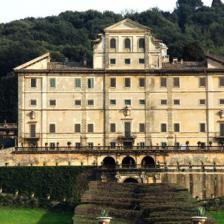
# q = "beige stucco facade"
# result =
<box><xmin>15</xmin><ymin>19</ymin><xmax>224</xmax><ymax>149</ymax></box>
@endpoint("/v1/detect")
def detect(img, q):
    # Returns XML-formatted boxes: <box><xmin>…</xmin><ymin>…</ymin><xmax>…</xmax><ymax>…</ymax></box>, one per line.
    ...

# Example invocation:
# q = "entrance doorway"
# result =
<box><xmin>123</xmin><ymin>178</ymin><xmax>138</xmax><ymax>183</ymax></box>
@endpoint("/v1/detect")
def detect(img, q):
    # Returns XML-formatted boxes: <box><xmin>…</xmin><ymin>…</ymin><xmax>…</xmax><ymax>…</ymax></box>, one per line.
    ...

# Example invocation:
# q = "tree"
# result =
<box><xmin>212</xmin><ymin>0</ymin><xmax>223</xmax><ymax>8</ymax></box>
<box><xmin>176</xmin><ymin>0</ymin><xmax>203</xmax><ymax>32</ymax></box>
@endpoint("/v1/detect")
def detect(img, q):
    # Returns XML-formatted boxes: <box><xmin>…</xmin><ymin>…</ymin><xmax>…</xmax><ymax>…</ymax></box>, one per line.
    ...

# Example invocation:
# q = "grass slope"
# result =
<box><xmin>209</xmin><ymin>211</ymin><xmax>224</xmax><ymax>224</ymax></box>
<box><xmin>0</xmin><ymin>207</ymin><xmax>73</xmax><ymax>224</ymax></box>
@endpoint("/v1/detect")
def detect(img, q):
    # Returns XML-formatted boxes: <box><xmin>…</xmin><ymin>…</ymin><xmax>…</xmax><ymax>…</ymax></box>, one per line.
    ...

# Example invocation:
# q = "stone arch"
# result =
<box><xmin>102</xmin><ymin>156</ymin><xmax>116</xmax><ymax>169</ymax></box>
<box><xmin>123</xmin><ymin>177</ymin><xmax>139</xmax><ymax>183</ymax></box>
<box><xmin>122</xmin><ymin>156</ymin><xmax>136</xmax><ymax>168</ymax></box>
<box><xmin>141</xmin><ymin>156</ymin><xmax>155</xmax><ymax>168</ymax></box>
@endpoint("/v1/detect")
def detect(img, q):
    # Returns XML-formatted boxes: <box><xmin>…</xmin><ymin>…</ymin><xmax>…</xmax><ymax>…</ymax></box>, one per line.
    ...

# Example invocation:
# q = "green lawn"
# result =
<box><xmin>0</xmin><ymin>207</ymin><xmax>73</xmax><ymax>224</ymax></box>
<box><xmin>209</xmin><ymin>211</ymin><xmax>224</xmax><ymax>224</ymax></box>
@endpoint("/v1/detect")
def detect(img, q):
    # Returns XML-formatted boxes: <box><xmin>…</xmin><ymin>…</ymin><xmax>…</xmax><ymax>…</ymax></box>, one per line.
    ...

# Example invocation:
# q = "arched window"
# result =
<box><xmin>139</xmin><ymin>38</ymin><xmax>145</xmax><ymax>49</ymax></box>
<box><xmin>110</xmin><ymin>38</ymin><xmax>116</xmax><ymax>49</ymax></box>
<box><xmin>124</xmin><ymin>38</ymin><xmax>131</xmax><ymax>49</ymax></box>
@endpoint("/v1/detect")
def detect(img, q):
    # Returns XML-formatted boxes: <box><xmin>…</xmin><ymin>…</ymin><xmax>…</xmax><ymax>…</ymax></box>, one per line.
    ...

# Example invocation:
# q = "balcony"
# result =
<box><xmin>23</xmin><ymin>133</ymin><xmax>40</xmax><ymax>140</ymax></box>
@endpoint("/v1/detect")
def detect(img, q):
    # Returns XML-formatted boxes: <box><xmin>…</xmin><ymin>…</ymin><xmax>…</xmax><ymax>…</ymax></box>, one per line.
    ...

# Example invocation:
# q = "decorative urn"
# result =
<box><xmin>97</xmin><ymin>209</ymin><xmax>112</xmax><ymax>224</ymax></box>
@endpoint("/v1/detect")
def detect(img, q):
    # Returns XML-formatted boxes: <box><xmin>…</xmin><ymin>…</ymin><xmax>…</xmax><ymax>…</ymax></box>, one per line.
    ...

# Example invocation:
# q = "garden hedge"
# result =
<box><xmin>0</xmin><ymin>166</ymin><xmax>97</xmax><ymax>204</ymax></box>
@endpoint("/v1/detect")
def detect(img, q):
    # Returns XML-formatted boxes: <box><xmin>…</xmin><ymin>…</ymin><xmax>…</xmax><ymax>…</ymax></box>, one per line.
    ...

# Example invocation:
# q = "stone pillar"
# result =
<box><xmin>104</xmin><ymin>74</ymin><xmax>110</xmax><ymax>146</ymax></box>
<box><xmin>144</xmin><ymin>32</ymin><xmax>150</xmax><ymax>69</ymax></box>
<box><xmin>167</xmin><ymin>76</ymin><xmax>174</xmax><ymax>146</ymax></box>
<box><xmin>81</xmin><ymin>75</ymin><xmax>87</xmax><ymax>146</ymax></box>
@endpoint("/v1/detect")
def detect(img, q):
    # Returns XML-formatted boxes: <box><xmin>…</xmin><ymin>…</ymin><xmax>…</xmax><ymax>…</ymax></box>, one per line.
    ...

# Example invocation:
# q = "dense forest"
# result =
<box><xmin>0</xmin><ymin>0</ymin><xmax>224</xmax><ymax>122</ymax></box>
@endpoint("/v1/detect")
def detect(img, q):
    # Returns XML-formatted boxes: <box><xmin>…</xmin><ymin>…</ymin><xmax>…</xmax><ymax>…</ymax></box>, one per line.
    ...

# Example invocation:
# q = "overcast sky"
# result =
<box><xmin>0</xmin><ymin>0</ymin><xmax>213</xmax><ymax>23</ymax></box>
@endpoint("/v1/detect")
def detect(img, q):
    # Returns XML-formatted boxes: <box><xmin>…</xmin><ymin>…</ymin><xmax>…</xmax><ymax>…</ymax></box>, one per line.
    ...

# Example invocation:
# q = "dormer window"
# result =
<box><xmin>110</xmin><ymin>38</ymin><xmax>116</xmax><ymax>49</ymax></box>
<box><xmin>124</xmin><ymin>38</ymin><xmax>131</xmax><ymax>49</ymax></box>
<box><xmin>139</xmin><ymin>38</ymin><xmax>145</xmax><ymax>49</ymax></box>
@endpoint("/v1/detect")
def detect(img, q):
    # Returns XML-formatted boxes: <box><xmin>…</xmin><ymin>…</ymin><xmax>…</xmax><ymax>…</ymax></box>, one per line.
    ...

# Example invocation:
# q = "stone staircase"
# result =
<box><xmin>73</xmin><ymin>181</ymin><xmax>198</xmax><ymax>224</ymax></box>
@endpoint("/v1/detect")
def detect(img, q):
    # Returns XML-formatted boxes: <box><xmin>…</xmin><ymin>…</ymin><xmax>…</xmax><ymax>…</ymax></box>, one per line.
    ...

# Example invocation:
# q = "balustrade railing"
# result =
<box><xmin>15</xmin><ymin>145</ymin><xmax>224</xmax><ymax>152</ymax></box>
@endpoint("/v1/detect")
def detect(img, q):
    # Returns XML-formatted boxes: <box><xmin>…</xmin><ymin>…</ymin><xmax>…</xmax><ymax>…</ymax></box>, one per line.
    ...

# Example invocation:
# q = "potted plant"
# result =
<box><xmin>97</xmin><ymin>209</ymin><xmax>112</xmax><ymax>224</ymax></box>
<box><xmin>192</xmin><ymin>206</ymin><xmax>207</xmax><ymax>224</ymax></box>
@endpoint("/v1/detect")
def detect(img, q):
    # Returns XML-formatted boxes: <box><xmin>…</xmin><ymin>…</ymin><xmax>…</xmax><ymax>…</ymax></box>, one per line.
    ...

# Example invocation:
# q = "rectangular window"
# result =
<box><xmin>110</xmin><ymin>78</ymin><xmax>116</xmax><ymax>88</ymax></box>
<box><xmin>88</xmin><ymin>124</ymin><xmax>94</xmax><ymax>133</ymax></box>
<box><xmin>88</xmin><ymin>143</ymin><xmax>94</xmax><ymax>148</ymax></box>
<box><xmin>199</xmin><ymin>99</ymin><xmax>206</xmax><ymax>105</ymax></box>
<box><xmin>30</xmin><ymin>124</ymin><xmax>36</xmax><ymax>138</ymax></box>
<box><xmin>110</xmin><ymin>59</ymin><xmax>116</xmax><ymax>65</ymax></box>
<box><xmin>49</xmin><ymin>124</ymin><xmax>56</xmax><ymax>133</ymax></box>
<box><xmin>161</xmin><ymin>99</ymin><xmax>167</xmax><ymax>105</ymax></box>
<box><xmin>220</xmin><ymin>123</ymin><xmax>224</xmax><ymax>136</ymax></box>
<box><xmin>174</xmin><ymin>99</ymin><xmax>180</xmax><ymax>105</ymax></box>
<box><xmin>110</xmin><ymin>123</ymin><xmax>116</xmax><ymax>133</ymax></box>
<box><xmin>160</xmin><ymin>77</ymin><xmax>167</xmax><ymax>88</ymax></box>
<box><xmin>50</xmin><ymin>78</ymin><xmax>56</xmax><ymax>88</ymax></box>
<box><xmin>125</xmin><ymin>58</ymin><xmax>131</xmax><ymax>64</ymax></box>
<box><xmin>75</xmin><ymin>78</ymin><xmax>81</xmax><ymax>88</ymax></box>
<box><xmin>173</xmin><ymin>77</ymin><xmax>180</xmax><ymax>88</ymax></box>
<box><xmin>220</xmin><ymin>99</ymin><xmax>224</xmax><ymax>105</ymax></box>
<box><xmin>110</xmin><ymin>99</ymin><xmax>116</xmax><ymax>105</ymax></box>
<box><xmin>199</xmin><ymin>77</ymin><xmax>206</xmax><ymax>87</ymax></box>
<box><xmin>200</xmin><ymin>123</ymin><xmax>206</xmax><ymax>132</ymax></box>
<box><xmin>161</xmin><ymin>123</ymin><xmax>167</xmax><ymax>132</ymax></box>
<box><xmin>124</xmin><ymin>78</ymin><xmax>131</xmax><ymax>87</ymax></box>
<box><xmin>31</xmin><ymin>78</ymin><xmax>36</xmax><ymax>88</ymax></box>
<box><xmin>140</xmin><ymin>142</ymin><xmax>145</xmax><ymax>148</ymax></box>
<box><xmin>139</xmin><ymin>78</ymin><xmax>145</xmax><ymax>87</ymax></box>
<box><xmin>30</xmin><ymin>99</ymin><xmax>37</xmax><ymax>106</ymax></box>
<box><xmin>87</xmin><ymin>100</ymin><xmax>94</xmax><ymax>106</ymax></box>
<box><xmin>139</xmin><ymin>123</ymin><xmax>145</xmax><ymax>133</ymax></box>
<box><xmin>174</xmin><ymin>123</ymin><xmax>180</xmax><ymax>132</ymax></box>
<box><xmin>219</xmin><ymin>77</ymin><xmax>224</xmax><ymax>87</ymax></box>
<box><xmin>139</xmin><ymin>58</ymin><xmax>145</xmax><ymax>64</ymax></box>
<box><xmin>49</xmin><ymin>100</ymin><xmax>56</xmax><ymax>106</ymax></box>
<box><xmin>139</xmin><ymin>99</ymin><xmax>145</xmax><ymax>105</ymax></box>
<box><xmin>74</xmin><ymin>124</ymin><xmax>81</xmax><ymax>133</ymax></box>
<box><xmin>87</xmin><ymin>78</ymin><xmax>94</xmax><ymax>88</ymax></box>
<box><xmin>75</xmin><ymin>100</ymin><xmax>81</xmax><ymax>106</ymax></box>
<box><xmin>124</xmin><ymin>99</ymin><xmax>131</xmax><ymax>106</ymax></box>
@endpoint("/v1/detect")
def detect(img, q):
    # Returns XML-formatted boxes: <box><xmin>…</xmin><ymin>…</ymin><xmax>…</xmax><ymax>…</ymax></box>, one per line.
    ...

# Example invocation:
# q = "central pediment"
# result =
<box><xmin>104</xmin><ymin>18</ymin><xmax>151</xmax><ymax>32</ymax></box>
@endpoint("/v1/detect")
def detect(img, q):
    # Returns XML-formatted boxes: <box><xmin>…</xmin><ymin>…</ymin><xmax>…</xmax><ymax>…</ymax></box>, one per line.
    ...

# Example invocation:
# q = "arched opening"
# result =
<box><xmin>102</xmin><ymin>157</ymin><xmax>116</xmax><ymax>169</ymax></box>
<box><xmin>110</xmin><ymin>38</ymin><xmax>116</xmax><ymax>49</ymax></box>
<box><xmin>124</xmin><ymin>38</ymin><xmax>131</xmax><ymax>49</ymax></box>
<box><xmin>123</xmin><ymin>178</ymin><xmax>138</xmax><ymax>183</ymax></box>
<box><xmin>141</xmin><ymin>156</ymin><xmax>155</xmax><ymax>168</ymax></box>
<box><xmin>122</xmin><ymin>156</ymin><xmax>136</xmax><ymax>168</ymax></box>
<box><xmin>139</xmin><ymin>38</ymin><xmax>145</xmax><ymax>49</ymax></box>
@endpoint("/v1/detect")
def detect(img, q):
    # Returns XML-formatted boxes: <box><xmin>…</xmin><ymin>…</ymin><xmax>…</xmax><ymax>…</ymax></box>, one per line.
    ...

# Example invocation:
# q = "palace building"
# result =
<box><xmin>15</xmin><ymin>18</ymin><xmax>224</xmax><ymax>149</ymax></box>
